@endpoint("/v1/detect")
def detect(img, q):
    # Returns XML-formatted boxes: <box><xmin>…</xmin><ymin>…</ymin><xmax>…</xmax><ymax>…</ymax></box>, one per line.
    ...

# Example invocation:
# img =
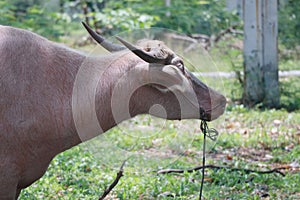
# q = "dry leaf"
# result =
<box><xmin>226</xmin><ymin>154</ymin><xmax>233</xmax><ymax>160</ymax></box>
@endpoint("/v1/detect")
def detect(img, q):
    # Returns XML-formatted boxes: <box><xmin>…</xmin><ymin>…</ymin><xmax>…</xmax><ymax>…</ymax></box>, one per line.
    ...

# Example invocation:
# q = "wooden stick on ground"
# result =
<box><xmin>99</xmin><ymin>160</ymin><xmax>127</xmax><ymax>200</ymax></box>
<box><xmin>157</xmin><ymin>164</ymin><xmax>286</xmax><ymax>177</ymax></box>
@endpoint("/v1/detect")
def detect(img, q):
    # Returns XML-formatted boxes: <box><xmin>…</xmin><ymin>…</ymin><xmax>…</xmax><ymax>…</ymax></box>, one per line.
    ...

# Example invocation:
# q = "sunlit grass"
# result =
<box><xmin>20</xmin><ymin>108</ymin><xmax>300</xmax><ymax>199</ymax></box>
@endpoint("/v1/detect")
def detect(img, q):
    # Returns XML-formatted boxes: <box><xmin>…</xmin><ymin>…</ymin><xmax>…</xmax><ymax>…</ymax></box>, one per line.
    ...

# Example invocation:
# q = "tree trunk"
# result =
<box><xmin>243</xmin><ymin>0</ymin><xmax>279</xmax><ymax>108</ymax></box>
<box><xmin>262</xmin><ymin>1</ymin><xmax>279</xmax><ymax>108</ymax></box>
<box><xmin>165</xmin><ymin>0</ymin><xmax>171</xmax><ymax>17</ymax></box>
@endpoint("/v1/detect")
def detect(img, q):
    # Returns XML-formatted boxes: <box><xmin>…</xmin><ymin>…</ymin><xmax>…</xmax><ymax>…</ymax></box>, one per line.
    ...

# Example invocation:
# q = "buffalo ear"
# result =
<box><xmin>82</xmin><ymin>22</ymin><xmax>126</xmax><ymax>52</ymax></box>
<box><xmin>147</xmin><ymin>64</ymin><xmax>190</xmax><ymax>93</ymax></box>
<box><xmin>115</xmin><ymin>36</ymin><xmax>171</xmax><ymax>64</ymax></box>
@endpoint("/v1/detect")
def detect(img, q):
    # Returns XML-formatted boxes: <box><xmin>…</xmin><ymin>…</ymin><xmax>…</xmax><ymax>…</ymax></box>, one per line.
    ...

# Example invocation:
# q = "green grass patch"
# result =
<box><xmin>20</xmin><ymin>108</ymin><xmax>300</xmax><ymax>199</ymax></box>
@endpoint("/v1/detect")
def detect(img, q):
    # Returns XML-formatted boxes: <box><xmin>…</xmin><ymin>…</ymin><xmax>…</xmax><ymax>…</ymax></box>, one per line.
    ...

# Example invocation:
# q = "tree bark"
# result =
<box><xmin>262</xmin><ymin>1</ymin><xmax>279</xmax><ymax>108</ymax></box>
<box><xmin>243</xmin><ymin>0</ymin><xmax>279</xmax><ymax>108</ymax></box>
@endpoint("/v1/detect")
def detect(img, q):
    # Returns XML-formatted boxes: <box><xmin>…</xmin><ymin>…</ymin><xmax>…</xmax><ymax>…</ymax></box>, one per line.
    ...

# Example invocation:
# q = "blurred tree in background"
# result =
<box><xmin>0</xmin><ymin>0</ymin><xmax>70</xmax><ymax>39</ymax></box>
<box><xmin>103</xmin><ymin>0</ymin><xmax>240</xmax><ymax>35</ymax></box>
<box><xmin>0</xmin><ymin>0</ymin><xmax>299</xmax><ymax>50</ymax></box>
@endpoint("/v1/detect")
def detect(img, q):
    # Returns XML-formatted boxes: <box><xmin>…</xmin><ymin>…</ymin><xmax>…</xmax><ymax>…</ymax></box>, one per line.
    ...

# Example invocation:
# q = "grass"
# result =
<box><xmin>20</xmin><ymin>107</ymin><xmax>300</xmax><ymax>199</ymax></box>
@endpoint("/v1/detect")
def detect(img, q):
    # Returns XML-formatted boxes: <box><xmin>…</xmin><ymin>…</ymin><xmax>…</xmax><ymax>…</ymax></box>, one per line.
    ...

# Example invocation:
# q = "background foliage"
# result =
<box><xmin>278</xmin><ymin>0</ymin><xmax>300</xmax><ymax>49</ymax></box>
<box><xmin>0</xmin><ymin>0</ymin><xmax>299</xmax><ymax>49</ymax></box>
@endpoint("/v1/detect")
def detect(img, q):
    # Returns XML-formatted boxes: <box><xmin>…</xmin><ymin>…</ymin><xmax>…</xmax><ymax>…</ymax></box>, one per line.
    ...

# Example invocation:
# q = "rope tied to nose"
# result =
<box><xmin>199</xmin><ymin>118</ymin><xmax>219</xmax><ymax>200</ymax></box>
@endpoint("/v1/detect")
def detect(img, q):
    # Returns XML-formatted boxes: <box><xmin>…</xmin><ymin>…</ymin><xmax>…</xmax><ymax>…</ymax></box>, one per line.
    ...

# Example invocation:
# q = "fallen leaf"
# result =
<box><xmin>278</xmin><ymin>165</ymin><xmax>291</xmax><ymax>169</ymax></box>
<box><xmin>290</xmin><ymin>161</ymin><xmax>299</xmax><ymax>168</ymax></box>
<box><xmin>226</xmin><ymin>123</ymin><xmax>235</xmax><ymax>129</ymax></box>
<box><xmin>204</xmin><ymin>177</ymin><xmax>213</xmax><ymax>182</ymax></box>
<box><xmin>226</xmin><ymin>154</ymin><xmax>233</xmax><ymax>160</ymax></box>
<box><xmin>273</xmin><ymin>119</ymin><xmax>282</xmax><ymax>126</ymax></box>
<box><xmin>271</xmin><ymin>127</ymin><xmax>278</xmax><ymax>134</ymax></box>
<box><xmin>285</xmin><ymin>143</ymin><xmax>294</xmax><ymax>150</ymax></box>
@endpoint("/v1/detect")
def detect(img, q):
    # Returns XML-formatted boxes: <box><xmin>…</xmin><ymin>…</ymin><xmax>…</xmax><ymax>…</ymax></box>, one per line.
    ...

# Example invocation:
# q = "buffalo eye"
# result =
<box><xmin>176</xmin><ymin>60</ymin><xmax>185</xmax><ymax>74</ymax></box>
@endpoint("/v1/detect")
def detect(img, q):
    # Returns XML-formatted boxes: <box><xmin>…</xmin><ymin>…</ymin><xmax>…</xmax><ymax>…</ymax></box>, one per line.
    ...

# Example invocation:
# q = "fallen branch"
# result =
<box><xmin>213</xmin><ymin>25</ymin><xmax>239</xmax><ymax>44</ymax></box>
<box><xmin>157</xmin><ymin>164</ymin><xmax>286</xmax><ymax>177</ymax></box>
<box><xmin>168</xmin><ymin>33</ymin><xmax>199</xmax><ymax>43</ymax></box>
<box><xmin>99</xmin><ymin>160</ymin><xmax>127</xmax><ymax>200</ymax></box>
